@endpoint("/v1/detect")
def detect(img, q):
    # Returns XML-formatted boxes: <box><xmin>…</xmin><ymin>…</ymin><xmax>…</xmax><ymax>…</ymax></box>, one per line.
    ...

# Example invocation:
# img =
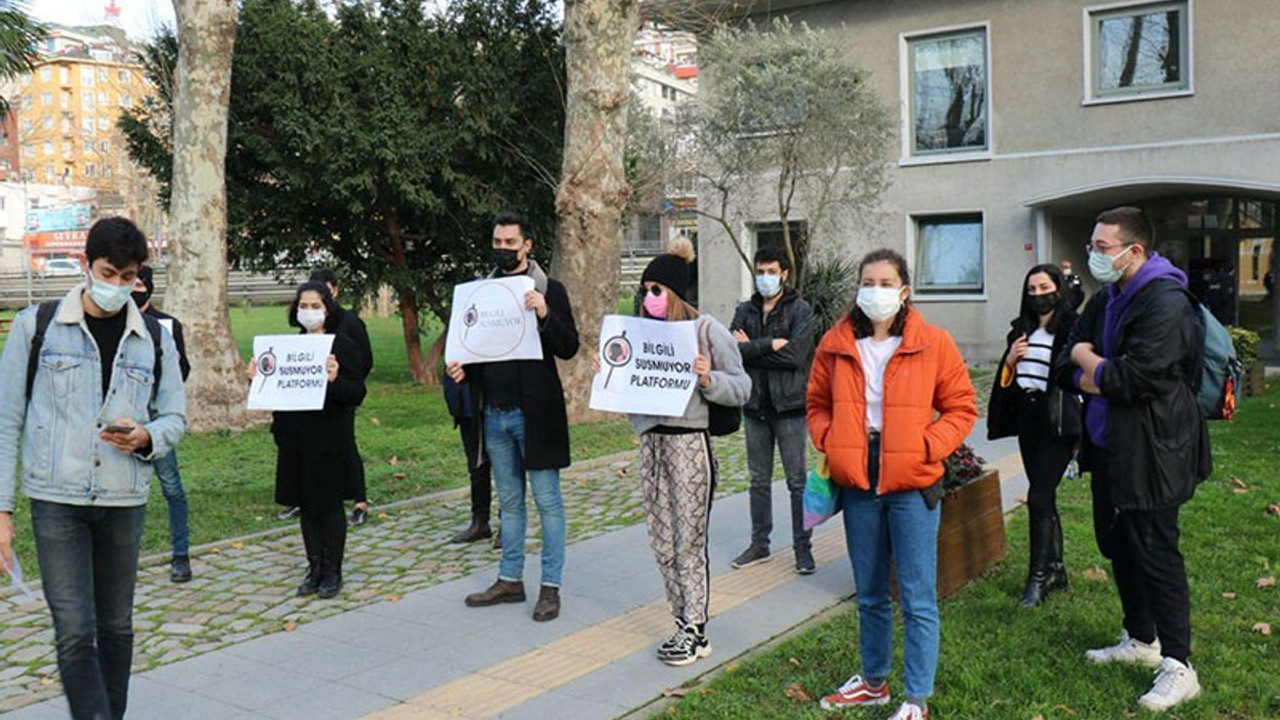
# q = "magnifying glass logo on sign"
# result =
<box><xmin>255</xmin><ymin>347</ymin><xmax>277</xmax><ymax>394</ymax></box>
<box><xmin>601</xmin><ymin>330</ymin><xmax>632</xmax><ymax>389</ymax></box>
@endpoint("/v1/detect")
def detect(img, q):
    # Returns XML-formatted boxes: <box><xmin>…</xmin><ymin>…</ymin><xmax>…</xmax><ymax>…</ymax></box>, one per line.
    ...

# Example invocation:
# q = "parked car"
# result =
<box><xmin>40</xmin><ymin>258</ymin><xmax>84</xmax><ymax>277</ymax></box>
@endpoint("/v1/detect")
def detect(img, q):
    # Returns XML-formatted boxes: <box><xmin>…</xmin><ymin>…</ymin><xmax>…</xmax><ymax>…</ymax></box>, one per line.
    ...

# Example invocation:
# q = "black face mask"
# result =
<box><xmin>1029</xmin><ymin>291</ymin><xmax>1060</xmax><ymax>316</ymax></box>
<box><xmin>492</xmin><ymin>248</ymin><xmax>522</xmax><ymax>273</ymax></box>
<box><xmin>132</xmin><ymin>290</ymin><xmax>151</xmax><ymax>308</ymax></box>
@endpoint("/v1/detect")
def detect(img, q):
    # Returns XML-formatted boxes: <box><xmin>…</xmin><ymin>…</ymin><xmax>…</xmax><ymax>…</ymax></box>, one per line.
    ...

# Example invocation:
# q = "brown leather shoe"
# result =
<box><xmin>532</xmin><ymin>585</ymin><xmax>560</xmax><ymax>622</ymax></box>
<box><xmin>465</xmin><ymin>579</ymin><xmax>526</xmax><ymax>607</ymax></box>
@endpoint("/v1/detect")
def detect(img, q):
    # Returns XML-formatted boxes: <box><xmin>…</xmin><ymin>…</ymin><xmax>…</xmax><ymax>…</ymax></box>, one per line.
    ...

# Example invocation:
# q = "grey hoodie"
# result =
<box><xmin>627</xmin><ymin>314</ymin><xmax>752</xmax><ymax>434</ymax></box>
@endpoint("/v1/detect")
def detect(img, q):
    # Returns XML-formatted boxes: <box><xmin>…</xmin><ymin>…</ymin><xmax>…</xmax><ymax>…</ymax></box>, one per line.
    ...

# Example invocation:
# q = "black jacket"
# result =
<box><xmin>334</xmin><ymin>307</ymin><xmax>373</xmax><ymax>379</ymax></box>
<box><xmin>463</xmin><ymin>277</ymin><xmax>579</xmax><ymax>470</ymax></box>
<box><xmin>272</xmin><ymin>333</ymin><xmax>368</xmax><ymax>511</ymax></box>
<box><xmin>729</xmin><ymin>287</ymin><xmax>815</xmax><ymax>416</ymax></box>
<box><xmin>987</xmin><ymin>308</ymin><xmax>1080</xmax><ymax>441</ymax></box>
<box><xmin>1052</xmin><ymin>279</ymin><xmax>1212</xmax><ymax>510</ymax></box>
<box><xmin>144</xmin><ymin>306</ymin><xmax>191</xmax><ymax>381</ymax></box>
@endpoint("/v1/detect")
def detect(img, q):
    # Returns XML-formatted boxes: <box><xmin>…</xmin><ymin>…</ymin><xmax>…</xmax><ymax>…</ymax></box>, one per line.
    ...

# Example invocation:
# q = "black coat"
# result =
<box><xmin>1052</xmin><ymin>279</ymin><xmax>1212</xmax><ymax>510</ymax></box>
<box><xmin>729</xmin><ymin>287</ymin><xmax>815</xmax><ymax>416</ymax></box>
<box><xmin>272</xmin><ymin>333</ymin><xmax>368</xmax><ymax>511</ymax></box>
<box><xmin>335</xmin><ymin>307</ymin><xmax>374</xmax><ymax>379</ymax></box>
<box><xmin>462</xmin><ymin>278</ymin><xmax>579</xmax><ymax>470</ymax></box>
<box><xmin>987</xmin><ymin>309</ymin><xmax>1080</xmax><ymax>440</ymax></box>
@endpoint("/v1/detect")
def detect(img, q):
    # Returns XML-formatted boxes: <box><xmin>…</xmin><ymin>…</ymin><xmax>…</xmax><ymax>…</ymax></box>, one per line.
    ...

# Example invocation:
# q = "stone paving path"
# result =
<box><xmin>0</xmin><ymin>438</ymin><xmax>753</xmax><ymax>714</ymax></box>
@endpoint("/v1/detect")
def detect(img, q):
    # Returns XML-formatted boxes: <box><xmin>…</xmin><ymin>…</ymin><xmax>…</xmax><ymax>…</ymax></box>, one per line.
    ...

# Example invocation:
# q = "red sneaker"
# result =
<box><xmin>819</xmin><ymin>674</ymin><xmax>891</xmax><ymax>709</ymax></box>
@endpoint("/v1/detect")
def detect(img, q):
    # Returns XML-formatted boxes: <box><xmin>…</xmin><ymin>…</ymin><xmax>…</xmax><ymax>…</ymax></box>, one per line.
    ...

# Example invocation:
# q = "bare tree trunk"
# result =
<box><xmin>554</xmin><ymin>0</ymin><xmax>638</xmax><ymax>423</ymax></box>
<box><xmin>168</xmin><ymin>0</ymin><xmax>246</xmax><ymax>431</ymax></box>
<box><xmin>397</xmin><ymin>290</ymin><xmax>430</xmax><ymax>385</ymax></box>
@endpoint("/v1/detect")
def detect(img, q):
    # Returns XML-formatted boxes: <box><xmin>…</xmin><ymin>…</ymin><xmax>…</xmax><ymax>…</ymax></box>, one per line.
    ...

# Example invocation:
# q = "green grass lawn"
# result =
<box><xmin>2</xmin><ymin>304</ymin><xmax>637</xmax><ymax>575</ymax></box>
<box><xmin>663</xmin><ymin>383</ymin><xmax>1280</xmax><ymax>720</ymax></box>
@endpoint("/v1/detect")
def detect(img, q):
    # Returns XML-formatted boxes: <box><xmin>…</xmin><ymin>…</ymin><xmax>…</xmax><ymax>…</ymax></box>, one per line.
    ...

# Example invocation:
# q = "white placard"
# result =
<box><xmin>589</xmin><ymin>315</ymin><xmax>698</xmax><ymax>417</ymax></box>
<box><xmin>247</xmin><ymin>334</ymin><xmax>336</xmax><ymax>411</ymax></box>
<box><xmin>444</xmin><ymin>276</ymin><xmax>544</xmax><ymax>365</ymax></box>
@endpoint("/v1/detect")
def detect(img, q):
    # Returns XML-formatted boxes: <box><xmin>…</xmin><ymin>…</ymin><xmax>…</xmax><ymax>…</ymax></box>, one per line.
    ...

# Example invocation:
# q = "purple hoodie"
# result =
<box><xmin>1081</xmin><ymin>253</ymin><xmax>1188</xmax><ymax>448</ymax></box>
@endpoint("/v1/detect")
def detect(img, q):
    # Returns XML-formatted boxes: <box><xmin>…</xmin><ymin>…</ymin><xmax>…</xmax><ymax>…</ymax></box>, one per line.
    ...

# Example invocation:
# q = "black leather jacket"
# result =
<box><xmin>729</xmin><ymin>287</ymin><xmax>815</xmax><ymax>416</ymax></box>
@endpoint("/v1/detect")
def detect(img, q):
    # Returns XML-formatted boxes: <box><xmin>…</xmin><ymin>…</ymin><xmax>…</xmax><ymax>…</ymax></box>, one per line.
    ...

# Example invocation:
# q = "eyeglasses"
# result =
<box><xmin>1084</xmin><ymin>242</ymin><xmax>1130</xmax><ymax>256</ymax></box>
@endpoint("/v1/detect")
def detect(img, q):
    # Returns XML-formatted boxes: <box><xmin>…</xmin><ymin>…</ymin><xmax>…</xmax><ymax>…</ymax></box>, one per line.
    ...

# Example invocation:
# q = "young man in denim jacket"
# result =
<box><xmin>0</xmin><ymin>217</ymin><xmax>187</xmax><ymax>720</ymax></box>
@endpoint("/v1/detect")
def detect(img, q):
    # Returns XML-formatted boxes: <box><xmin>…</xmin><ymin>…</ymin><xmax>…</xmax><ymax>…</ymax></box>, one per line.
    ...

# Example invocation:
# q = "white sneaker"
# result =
<box><xmin>1085</xmin><ymin>630</ymin><xmax>1162</xmax><ymax>667</ymax></box>
<box><xmin>1138</xmin><ymin>657</ymin><xmax>1201</xmax><ymax>712</ymax></box>
<box><xmin>885</xmin><ymin>702</ymin><xmax>929</xmax><ymax>720</ymax></box>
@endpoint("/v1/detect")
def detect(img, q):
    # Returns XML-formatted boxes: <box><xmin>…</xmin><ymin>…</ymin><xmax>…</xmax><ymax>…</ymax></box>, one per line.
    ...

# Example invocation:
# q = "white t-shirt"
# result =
<box><xmin>856</xmin><ymin>335</ymin><xmax>902</xmax><ymax>431</ymax></box>
<box><xmin>1015</xmin><ymin>327</ymin><xmax>1054</xmax><ymax>392</ymax></box>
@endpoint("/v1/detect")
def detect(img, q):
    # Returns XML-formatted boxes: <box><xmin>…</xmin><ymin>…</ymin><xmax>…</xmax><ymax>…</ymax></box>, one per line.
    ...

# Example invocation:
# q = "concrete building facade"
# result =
<box><xmin>697</xmin><ymin>0</ymin><xmax>1280</xmax><ymax>361</ymax></box>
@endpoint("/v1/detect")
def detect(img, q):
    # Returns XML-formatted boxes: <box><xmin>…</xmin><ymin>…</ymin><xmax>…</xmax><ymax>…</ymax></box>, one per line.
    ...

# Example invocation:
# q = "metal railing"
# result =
<box><xmin>0</xmin><ymin>267</ymin><xmax>307</xmax><ymax>309</ymax></box>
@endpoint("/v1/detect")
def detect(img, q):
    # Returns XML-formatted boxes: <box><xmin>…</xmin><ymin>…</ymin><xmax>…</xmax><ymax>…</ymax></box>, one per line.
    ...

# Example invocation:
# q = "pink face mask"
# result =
<box><xmin>643</xmin><ymin>290</ymin><xmax>669</xmax><ymax>319</ymax></box>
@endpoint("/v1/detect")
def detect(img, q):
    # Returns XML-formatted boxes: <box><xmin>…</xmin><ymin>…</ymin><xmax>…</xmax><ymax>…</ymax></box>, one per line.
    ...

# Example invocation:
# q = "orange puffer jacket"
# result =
<box><xmin>807</xmin><ymin>310</ymin><xmax>977</xmax><ymax>494</ymax></box>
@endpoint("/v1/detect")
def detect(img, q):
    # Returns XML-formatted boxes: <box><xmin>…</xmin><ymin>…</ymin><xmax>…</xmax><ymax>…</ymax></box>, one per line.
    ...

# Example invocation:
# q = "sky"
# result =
<box><xmin>27</xmin><ymin>0</ymin><xmax>176</xmax><ymax>43</ymax></box>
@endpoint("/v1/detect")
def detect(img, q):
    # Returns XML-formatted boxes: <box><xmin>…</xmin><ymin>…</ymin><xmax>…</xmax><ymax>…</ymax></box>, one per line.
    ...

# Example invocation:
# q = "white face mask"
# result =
<box><xmin>296</xmin><ymin>308</ymin><xmax>326</xmax><ymax>331</ymax></box>
<box><xmin>856</xmin><ymin>286</ymin><xmax>904</xmax><ymax>323</ymax></box>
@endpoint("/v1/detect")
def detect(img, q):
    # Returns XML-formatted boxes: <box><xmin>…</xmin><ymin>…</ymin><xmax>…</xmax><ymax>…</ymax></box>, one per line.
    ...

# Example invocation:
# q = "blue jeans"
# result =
<box><xmin>31</xmin><ymin>499</ymin><xmax>146</xmax><ymax>720</ymax></box>
<box><xmin>840</xmin><ymin>440</ymin><xmax>941</xmax><ymax>700</ymax></box>
<box><xmin>153</xmin><ymin>450</ymin><xmax>189</xmax><ymax>558</ymax></box>
<box><xmin>484</xmin><ymin>408</ymin><xmax>566</xmax><ymax>587</ymax></box>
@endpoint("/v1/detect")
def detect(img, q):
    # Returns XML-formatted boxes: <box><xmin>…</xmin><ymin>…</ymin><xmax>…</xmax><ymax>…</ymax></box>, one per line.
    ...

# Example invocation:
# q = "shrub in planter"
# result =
<box><xmin>1227</xmin><ymin>326</ymin><xmax>1261</xmax><ymax>369</ymax></box>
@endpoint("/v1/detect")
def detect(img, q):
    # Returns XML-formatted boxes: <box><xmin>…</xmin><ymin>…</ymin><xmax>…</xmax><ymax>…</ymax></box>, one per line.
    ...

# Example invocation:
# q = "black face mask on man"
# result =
<box><xmin>493</xmin><ymin>248</ymin><xmax>522</xmax><ymax>273</ymax></box>
<box><xmin>1029</xmin><ymin>291</ymin><xmax>1060</xmax><ymax>316</ymax></box>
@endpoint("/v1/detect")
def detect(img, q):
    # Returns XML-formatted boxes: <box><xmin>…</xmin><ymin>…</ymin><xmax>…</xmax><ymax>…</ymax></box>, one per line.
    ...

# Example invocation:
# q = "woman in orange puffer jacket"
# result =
<box><xmin>808</xmin><ymin>249</ymin><xmax>977</xmax><ymax>720</ymax></box>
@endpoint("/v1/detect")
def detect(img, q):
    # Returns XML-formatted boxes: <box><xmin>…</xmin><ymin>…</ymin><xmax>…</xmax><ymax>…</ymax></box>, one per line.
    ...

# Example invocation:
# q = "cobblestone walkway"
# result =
<box><xmin>0</xmin><ymin>439</ymin><xmax>752</xmax><ymax>713</ymax></box>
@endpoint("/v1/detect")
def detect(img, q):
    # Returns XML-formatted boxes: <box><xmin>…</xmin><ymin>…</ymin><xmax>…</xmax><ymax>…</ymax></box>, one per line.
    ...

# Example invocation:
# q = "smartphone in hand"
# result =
<box><xmin>103</xmin><ymin>424</ymin><xmax>133</xmax><ymax>435</ymax></box>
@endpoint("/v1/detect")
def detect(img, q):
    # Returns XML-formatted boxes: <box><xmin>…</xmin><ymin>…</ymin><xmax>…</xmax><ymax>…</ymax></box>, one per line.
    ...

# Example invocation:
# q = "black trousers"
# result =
<box><xmin>1015</xmin><ymin>390</ymin><xmax>1075</xmax><ymax>513</ymax></box>
<box><xmin>1090</xmin><ymin>462</ymin><xmax>1192</xmax><ymax>663</ymax></box>
<box><xmin>458</xmin><ymin>415</ymin><xmax>493</xmax><ymax>521</ymax></box>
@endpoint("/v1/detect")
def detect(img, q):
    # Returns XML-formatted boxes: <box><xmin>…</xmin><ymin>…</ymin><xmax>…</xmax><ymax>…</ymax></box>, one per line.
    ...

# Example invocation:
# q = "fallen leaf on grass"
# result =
<box><xmin>369</xmin><ymin>417</ymin><xmax>381</xmax><ymax>426</ymax></box>
<box><xmin>617</xmin><ymin>467</ymin><xmax>629</xmax><ymax>477</ymax></box>
<box><xmin>1253</xmin><ymin>622</ymin><xmax>1272</xmax><ymax>636</ymax></box>
<box><xmin>725</xmin><ymin>663</ymin><xmax>739</xmax><ymax>673</ymax></box>
<box><xmin>1083</xmin><ymin>565</ymin><xmax>1109</xmax><ymax>582</ymax></box>
<box><xmin>1266</xmin><ymin>503</ymin><xmax>1280</xmax><ymax>519</ymax></box>
<box><xmin>377</xmin><ymin>512</ymin><xmax>389</xmax><ymax>520</ymax></box>
<box><xmin>784</xmin><ymin>683</ymin><xmax>812</xmax><ymax>703</ymax></box>
<box><xmin>231</xmin><ymin>542</ymin><xmax>245</xmax><ymax>550</ymax></box>
<box><xmin>388</xmin><ymin>456</ymin><xmax>400</xmax><ymax>466</ymax></box>
<box><xmin>1032</xmin><ymin>716</ymin><xmax>1044</xmax><ymax>720</ymax></box>
<box><xmin>254</xmin><ymin>516</ymin><xmax>264</xmax><ymax>522</ymax></box>
<box><xmin>283</xmin><ymin>621</ymin><xmax>298</xmax><ymax>632</ymax></box>
<box><xmin>1222</xmin><ymin>592</ymin><xmax>1238</xmax><ymax>600</ymax></box>
<box><xmin>1257</xmin><ymin>577</ymin><xmax>1277</xmax><ymax>588</ymax></box>
<box><xmin>384</xmin><ymin>594</ymin><xmax>403</xmax><ymax>603</ymax></box>
<box><xmin>38</xmin><ymin>676</ymin><xmax>54</xmax><ymax>686</ymax></box>
<box><xmin>1231</xmin><ymin>476</ymin><xmax>1249</xmax><ymax>494</ymax></box>
<box><xmin>209</xmin><ymin>547</ymin><xmax>221</xmax><ymax>554</ymax></box>
<box><xmin>1053</xmin><ymin>704</ymin><xmax>1078</xmax><ymax>717</ymax></box>
<box><xmin>662</xmin><ymin>687</ymin><xmax>691</xmax><ymax>698</ymax></box>
<box><xmin>788</xmin><ymin>657</ymin><xmax>800</xmax><ymax>667</ymax></box>
<box><xmin>392</xmin><ymin>472</ymin><xmax>408</xmax><ymax>480</ymax></box>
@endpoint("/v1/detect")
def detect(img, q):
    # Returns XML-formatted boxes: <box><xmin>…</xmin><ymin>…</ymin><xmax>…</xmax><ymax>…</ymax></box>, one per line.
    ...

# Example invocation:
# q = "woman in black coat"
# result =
<box><xmin>987</xmin><ymin>264</ymin><xmax>1081</xmax><ymax>607</ymax></box>
<box><xmin>248</xmin><ymin>282</ymin><xmax>367</xmax><ymax>599</ymax></box>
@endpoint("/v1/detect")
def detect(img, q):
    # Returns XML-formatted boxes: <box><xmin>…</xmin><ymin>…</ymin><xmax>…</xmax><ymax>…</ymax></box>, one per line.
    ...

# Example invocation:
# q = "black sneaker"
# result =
<box><xmin>348</xmin><ymin>506</ymin><xmax>368</xmax><ymax>527</ymax></box>
<box><xmin>277</xmin><ymin>506</ymin><xmax>301</xmax><ymax>521</ymax></box>
<box><xmin>794</xmin><ymin>546</ymin><xmax>816</xmax><ymax>575</ymax></box>
<box><xmin>655</xmin><ymin>619</ymin><xmax>687</xmax><ymax>659</ymax></box>
<box><xmin>661</xmin><ymin>626</ymin><xmax>712</xmax><ymax>666</ymax></box>
<box><xmin>731</xmin><ymin>543</ymin><xmax>771</xmax><ymax>569</ymax></box>
<box><xmin>170</xmin><ymin>556</ymin><xmax>192</xmax><ymax>584</ymax></box>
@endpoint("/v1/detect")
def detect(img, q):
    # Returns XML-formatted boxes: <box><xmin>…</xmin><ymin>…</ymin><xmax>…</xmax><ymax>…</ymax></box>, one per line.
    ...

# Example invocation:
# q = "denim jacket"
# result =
<box><xmin>0</xmin><ymin>285</ymin><xmax>187</xmax><ymax>512</ymax></box>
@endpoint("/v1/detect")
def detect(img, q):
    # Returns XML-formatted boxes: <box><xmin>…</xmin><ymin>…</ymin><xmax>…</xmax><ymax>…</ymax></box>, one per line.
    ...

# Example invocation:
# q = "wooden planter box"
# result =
<box><xmin>936</xmin><ymin>469</ymin><xmax>1007</xmax><ymax>598</ymax></box>
<box><xmin>1243</xmin><ymin>362</ymin><xmax>1265</xmax><ymax>397</ymax></box>
<box><xmin>890</xmin><ymin>469</ymin><xmax>1007</xmax><ymax>599</ymax></box>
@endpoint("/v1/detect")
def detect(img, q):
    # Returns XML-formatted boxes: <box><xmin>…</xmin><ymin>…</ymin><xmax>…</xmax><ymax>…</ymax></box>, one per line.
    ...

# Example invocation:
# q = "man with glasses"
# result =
<box><xmin>1056</xmin><ymin>206</ymin><xmax>1210</xmax><ymax>712</ymax></box>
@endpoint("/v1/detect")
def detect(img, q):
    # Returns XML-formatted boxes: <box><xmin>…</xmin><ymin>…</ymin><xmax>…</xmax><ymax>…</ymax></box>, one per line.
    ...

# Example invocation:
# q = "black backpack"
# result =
<box><xmin>25</xmin><ymin>300</ymin><xmax>164</xmax><ymax>407</ymax></box>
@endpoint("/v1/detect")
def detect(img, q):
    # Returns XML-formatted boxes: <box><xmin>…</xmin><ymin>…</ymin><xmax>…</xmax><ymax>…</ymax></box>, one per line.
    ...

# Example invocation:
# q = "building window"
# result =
<box><xmin>913</xmin><ymin>213</ymin><xmax>985</xmax><ymax>295</ymax></box>
<box><xmin>102</xmin><ymin>163</ymin><xmax>112</xmax><ymax>178</ymax></box>
<box><xmin>81</xmin><ymin>93</ymin><xmax>95</xmax><ymax>111</ymax></box>
<box><xmin>45</xmin><ymin>164</ymin><xmax>53</xmax><ymax>178</ymax></box>
<box><xmin>99</xmin><ymin>139</ymin><xmax>110</xmax><ymax>152</ymax></box>
<box><xmin>61</xmin><ymin>92</ymin><xmax>69</xmax><ymax>109</ymax></box>
<box><xmin>41</xmin><ymin>116</ymin><xmax>52</xmax><ymax>130</ymax></box>
<box><xmin>58</xmin><ymin>67</ymin><xmax>69</xmax><ymax>85</ymax></box>
<box><xmin>98</xmin><ymin>116</ymin><xmax>110</xmax><ymax>131</ymax></box>
<box><xmin>21</xmin><ymin>94</ymin><xmax>31</xmax><ymax>109</ymax></box>
<box><xmin>20</xmin><ymin>120</ymin><xmax>31</xmax><ymax>133</ymax></box>
<box><xmin>81</xmin><ymin>67</ymin><xmax>94</xmax><ymax>86</ymax></box>
<box><xmin>904</xmin><ymin>27</ymin><xmax>989</xmax><ymax>157</ymax></box>
<box><xmin>1087</xmin><ymin>1</ymin><xmax>1190</xmax><ymax>101</ymax></box>
<box><xmin>117</xmin><ymin>69</ymin><xmax>130</xmax><ymax>83</ymax></box>
<box><xmin>42</xmin><ymin>141</ymin><xmax>52</xmax><ymax>155</ymax></box>
<box><xmin>85</xmin><ymin>163</ymin><xmax>96</xmax><ymax>178</ymax></box>
<box><xmin>22</xmin><ymin>145</ymin><xmax>33</xmax><ymax>158</ymax></box>
<box><xmin>98</xmin><ymin>67</ymin><xmax>109</xmax><ymax>82</ymax></box>
<box><xmin>82</xmin><ymin>117</ymin><xmax>94</xmax><ymax>133</ymax></box>
<box><xmin>40</xmin><ymin>66</ymin><xmax>51</xmax><ymax>81</ymax></box>
<box><xmin>119</xmin><ymin>92</ymin><xmax>130</xmax><ymax>108</ymax></box>
<box><xmin>751</xmin><ymin>220</ymin><xmax>810</xmax><ymax>278</ymax></box>
<box><xmin>40</xmin><ymin>91</ymin><xmax>52</xmax><ymax>106</ymax></box>
<box><xmin>62</xmin><ymin>141</ymin><xmax>71</xmax><ymax>155</ymax></box>
<box><xmin>83</xmin><ymin>139</ymin><xmax>94</xmax><ymax>153</ymax></box>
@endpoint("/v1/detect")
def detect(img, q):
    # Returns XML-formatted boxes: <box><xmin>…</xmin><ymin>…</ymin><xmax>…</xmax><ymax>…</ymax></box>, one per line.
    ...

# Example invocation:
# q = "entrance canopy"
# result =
<box><xmin>1022</xmin><ymin>176</ymin><xmax>1280</xmax><ymax>215</ymax></box>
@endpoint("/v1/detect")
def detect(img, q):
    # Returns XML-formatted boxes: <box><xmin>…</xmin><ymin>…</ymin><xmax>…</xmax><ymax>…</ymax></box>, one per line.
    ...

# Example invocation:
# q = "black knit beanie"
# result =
<box><xmin>641</xmin><ymin>254</ymin><xmax>690</xmax><ymax>301</ymax></box>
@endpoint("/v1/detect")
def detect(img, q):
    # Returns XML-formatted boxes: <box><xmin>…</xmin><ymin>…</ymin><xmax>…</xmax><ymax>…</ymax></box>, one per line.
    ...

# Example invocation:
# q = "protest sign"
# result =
<box><xmin>247</xmin><ymin>334</ymin><xmax>336</xmax><ymax>411</ymax></box>
<box><xmin>445</xmin><ymin>275</ymin><xmax>543</xmax><ymax>365</ymax></box>
<box><xmin>589</xmin><ymin>315</ymin><xmax>698</xmax><ymax>417</ymax></box>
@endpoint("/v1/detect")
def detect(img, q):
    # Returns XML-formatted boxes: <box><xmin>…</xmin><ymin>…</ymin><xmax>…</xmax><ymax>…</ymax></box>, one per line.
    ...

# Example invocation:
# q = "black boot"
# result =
<box><xmin>1047</xmin><ymin>511</ymin><xmax>1068</xmax><ymax>593</ymax></box>
<box><xmin>317</xmin><ymin>508</ymin><xmax>346</xmax><ymax>599</ymax></box>
<box><xmin>298</xmin><ymin>513</ymin><xmax>323</xmax><ymax>596</ymax></box>
<box><xmin>449</xmin><ymin>517</ymin><xmax>492</xmax><ymax>544</ymax></box>
<box><xmin>1019</xmin><ymin>510</ymin><xmax>1055</xmax><ymax>607</ymax></box>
